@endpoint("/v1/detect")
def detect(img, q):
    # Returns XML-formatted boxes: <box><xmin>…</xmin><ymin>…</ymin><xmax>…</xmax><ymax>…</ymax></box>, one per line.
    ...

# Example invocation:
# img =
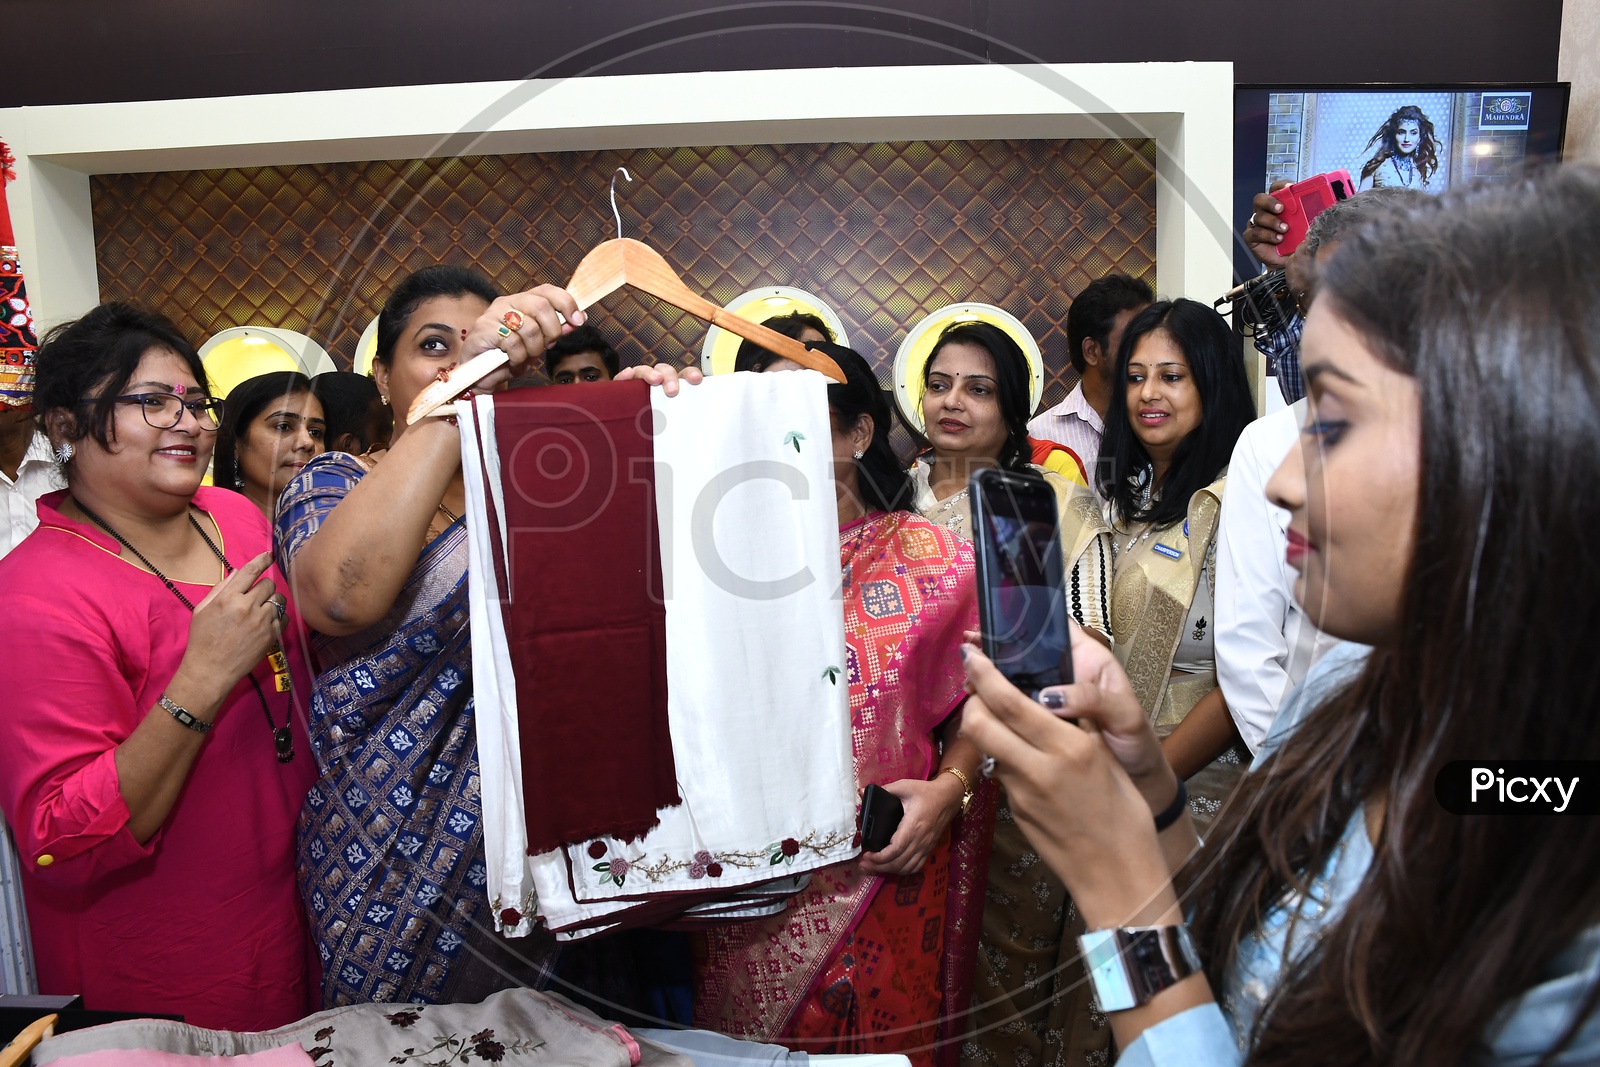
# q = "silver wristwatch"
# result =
<box><xmin>1079</xmin><ymin>924</ymin><xmax>1202</xmax><ymax>1012</ymax></box>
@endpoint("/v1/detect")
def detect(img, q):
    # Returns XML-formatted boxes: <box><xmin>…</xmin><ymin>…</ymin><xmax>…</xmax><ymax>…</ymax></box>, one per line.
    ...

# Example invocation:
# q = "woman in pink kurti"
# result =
<box><xmin>0</xmin><ymin>304</ymin><xmax>316</xmax><ymax>1029</ymax></box>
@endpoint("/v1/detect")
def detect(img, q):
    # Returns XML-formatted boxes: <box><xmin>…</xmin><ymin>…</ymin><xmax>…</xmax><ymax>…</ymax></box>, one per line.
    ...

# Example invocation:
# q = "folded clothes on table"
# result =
<box><xmin>32</xmin><ymin>988</ymin><xmax>694</xmax><ymax>1067</ymax></box>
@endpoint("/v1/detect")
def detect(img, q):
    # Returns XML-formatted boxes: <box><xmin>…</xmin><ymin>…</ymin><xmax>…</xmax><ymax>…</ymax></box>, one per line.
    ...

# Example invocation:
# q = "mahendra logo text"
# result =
<box><xmin>1435</xmin><ymin>761</ymin><xmax>1596</xmax><ymax>815</ymax></box>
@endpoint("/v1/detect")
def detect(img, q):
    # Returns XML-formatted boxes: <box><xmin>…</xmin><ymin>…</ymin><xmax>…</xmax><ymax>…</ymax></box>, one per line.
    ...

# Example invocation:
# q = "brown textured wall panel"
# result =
<box><xmin>92</xmin><ymin>139</ymin><xmax>1156</xmax><ymax>408</ymax></box>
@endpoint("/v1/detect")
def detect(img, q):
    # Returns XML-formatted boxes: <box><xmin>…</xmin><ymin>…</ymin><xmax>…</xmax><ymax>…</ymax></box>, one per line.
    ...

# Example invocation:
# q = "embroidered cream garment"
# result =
<box><xmin>464</xmin><ymin>372</ymin><xmax>858</xmax><ymax>938</ymax></box>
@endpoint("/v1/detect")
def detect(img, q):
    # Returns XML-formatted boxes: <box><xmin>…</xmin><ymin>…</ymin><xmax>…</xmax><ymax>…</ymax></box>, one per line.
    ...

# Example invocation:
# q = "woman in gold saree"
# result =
<box><xmin>890</xmin><ymin>318</ymin><xmax>1123</xmax><ymax>1067</ymax></box>
<box><xmin>1098</xmin><ymin>298</ymin><xmax>1256</xmax><ymax>834</ymax></box>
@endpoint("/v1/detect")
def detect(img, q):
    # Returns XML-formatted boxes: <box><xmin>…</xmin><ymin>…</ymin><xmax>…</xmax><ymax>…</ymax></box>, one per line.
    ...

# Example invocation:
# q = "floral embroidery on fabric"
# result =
<box><xmin>384</xmin><ymin>1029</ymin><xmax>543</xmax><ymax>1064</ymax></box>
<box><xmin>783</xmin><ymin>430</ymin><xmax>806</xmax><ymax>452</ymax></box>
<box><xmin>362</xmin><ymin>1005</ymin><xmax>547</xmax><ymax>1064</ymax></box>
<box><xmin>822</xmin><ymin>665</ymin><xmax>842</xmax><ymax>685</ymax></box>
<box><xmin>592</xmin><ymin>856</ymin><xmax>631</xmax><ymax>887</ymax></box>
<box><xmin>584</xmin><ymin>829</ymin><xmax>853</xmax><ymax>886</ymax></box>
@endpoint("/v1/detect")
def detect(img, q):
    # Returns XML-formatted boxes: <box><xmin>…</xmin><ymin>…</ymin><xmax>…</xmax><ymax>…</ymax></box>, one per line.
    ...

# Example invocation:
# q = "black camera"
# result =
<box><xmin>1214</xmin><ymin>268</ymin><xmax>1297</xmax><ymax>340</ymax></box>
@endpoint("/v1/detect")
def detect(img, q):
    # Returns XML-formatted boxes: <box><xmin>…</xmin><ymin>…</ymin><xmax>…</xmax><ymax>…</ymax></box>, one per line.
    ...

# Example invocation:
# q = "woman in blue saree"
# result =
<box><xmin>277</xmin><ymin>266</ymin><xmax>692</xmax><ymax>1005</ymax></box>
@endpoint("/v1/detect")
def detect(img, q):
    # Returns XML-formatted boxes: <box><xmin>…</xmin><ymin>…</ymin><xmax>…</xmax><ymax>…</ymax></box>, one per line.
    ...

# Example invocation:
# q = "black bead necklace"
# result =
<box><xmin>73</xmin><ymin>498</ymin><xmax>295</xmax><ymax>763</ymax></box>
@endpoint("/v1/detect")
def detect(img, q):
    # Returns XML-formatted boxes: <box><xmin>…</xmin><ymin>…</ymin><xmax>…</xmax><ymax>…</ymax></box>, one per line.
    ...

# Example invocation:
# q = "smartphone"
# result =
<box><xmin>1273</xmin><ymin>169</ymin><xmax>1356</xmax><ymax>258</ymax></box>
<box><xmin>859</xmin><ymin>784</ymin><xmax>904</xmax><ymax>853</ymax></box>
<box><xmin>970</xmin><ymin>467</ymin><xmax>1074</xmax><ymax>694</ymax></box>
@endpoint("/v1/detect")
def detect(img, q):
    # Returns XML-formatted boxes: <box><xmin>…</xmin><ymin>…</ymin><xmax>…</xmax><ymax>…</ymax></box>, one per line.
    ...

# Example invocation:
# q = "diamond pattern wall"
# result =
<box><xmin>92</xmin><ymin>139</ymin><xmax>1156</xmax><ymax>408</ymax></box>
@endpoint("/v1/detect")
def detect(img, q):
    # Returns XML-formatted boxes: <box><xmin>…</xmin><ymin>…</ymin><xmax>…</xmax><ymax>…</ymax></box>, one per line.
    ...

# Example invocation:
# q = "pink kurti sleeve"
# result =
<box><xmin>0</xmin><ymin>588</ymin><xmax>159</xmax><ymax>888</ymax></box>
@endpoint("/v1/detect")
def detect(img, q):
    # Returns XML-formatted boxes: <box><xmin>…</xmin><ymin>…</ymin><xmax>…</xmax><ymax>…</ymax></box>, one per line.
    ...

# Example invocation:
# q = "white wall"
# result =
<box><xmin>0</xmin><ymin>62</ymin><xmax>1235</xmax><ymax>336</ymax></box>
<box><xmin>1561</xmin><ymin>0</ymin><xmax>1600</xmax><ymax>163</ymax></box>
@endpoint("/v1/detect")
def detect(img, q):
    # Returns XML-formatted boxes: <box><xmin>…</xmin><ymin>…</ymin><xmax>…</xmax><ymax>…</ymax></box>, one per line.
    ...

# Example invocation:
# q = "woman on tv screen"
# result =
<box><xmin>1359</xmin><ymin>104</ymin><xmax>1444</xmax><ymax>191</ymax></box>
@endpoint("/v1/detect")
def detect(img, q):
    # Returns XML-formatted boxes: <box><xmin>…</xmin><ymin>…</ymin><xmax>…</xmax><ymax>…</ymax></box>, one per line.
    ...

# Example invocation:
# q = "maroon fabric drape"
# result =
<box><xmin>491</xmin><ymin>383</ymin><xmax>678</xmax><ymax>854</ymax></box>
<box><xmin>934</xmin><ymin>776</ymin><xmax>998</xmax><ymax>1067</ymax></box>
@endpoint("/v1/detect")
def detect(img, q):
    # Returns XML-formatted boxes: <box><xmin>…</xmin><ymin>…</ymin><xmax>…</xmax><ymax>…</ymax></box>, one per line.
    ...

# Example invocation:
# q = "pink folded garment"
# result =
<box><xmin>47</xmin><ymin>1046</ymin><xmax>313</xmax><ymax>1066</ymax></box>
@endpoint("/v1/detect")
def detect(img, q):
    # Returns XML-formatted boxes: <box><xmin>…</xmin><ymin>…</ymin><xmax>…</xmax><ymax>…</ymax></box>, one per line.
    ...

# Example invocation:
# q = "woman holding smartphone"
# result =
<box><xmin>960</xmin><ymin>166</ymin><xmax>1600</xmax><ymax>1066</ymax></box>
<box><xmin>905</xmin><ymin>321</ymin><xmax>1118</xmax><ymax>1065</ymax></box>
<box><xmin>1097</xmin><ymin>299</ymin><xmax>1254</xmax><ymax>832</ymax></box>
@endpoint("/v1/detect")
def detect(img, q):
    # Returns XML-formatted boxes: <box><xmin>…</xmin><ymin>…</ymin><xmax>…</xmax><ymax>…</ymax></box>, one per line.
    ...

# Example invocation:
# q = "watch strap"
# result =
<box><xmin>1080</xmin><ymin>924</ymin><xmax>1202</xmax><ymax>1012</ymax></box>
<box><xmin>160</xmin><ymin>693</ymin><xmax>211</xmax><ymax>734</ymax></box>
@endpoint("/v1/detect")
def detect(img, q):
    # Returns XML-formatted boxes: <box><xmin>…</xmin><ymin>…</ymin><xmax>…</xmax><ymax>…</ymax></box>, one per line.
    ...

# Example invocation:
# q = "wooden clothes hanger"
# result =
<box><xmin>0</xmin><ymin>1013</ymin><xmax>57</xmax><ymax>1067</ymax></box>
<box><xmin>563</xmin><ymin>237</ymin><xmax>844</xmax><ymax>383</ymax></box>
<box><xmin>409</xmin><ymin>168</ymin><xmax>844</xmax><ymax>422</ymax></box>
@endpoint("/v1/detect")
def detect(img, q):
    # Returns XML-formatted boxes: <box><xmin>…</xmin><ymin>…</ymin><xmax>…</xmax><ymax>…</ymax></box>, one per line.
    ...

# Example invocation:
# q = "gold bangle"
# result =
<box><xmin>941</xmin><ymin>766</ymin><xmax>975</xmax><ymax>816</ymax></box>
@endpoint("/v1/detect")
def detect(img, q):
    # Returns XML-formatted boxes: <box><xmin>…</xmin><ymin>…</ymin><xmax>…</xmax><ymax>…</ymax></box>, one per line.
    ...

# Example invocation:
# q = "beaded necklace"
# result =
<box><xmin>74</xmin><ymin>499</ymin><xmax>295</xmax><ymax>763</ymax></box>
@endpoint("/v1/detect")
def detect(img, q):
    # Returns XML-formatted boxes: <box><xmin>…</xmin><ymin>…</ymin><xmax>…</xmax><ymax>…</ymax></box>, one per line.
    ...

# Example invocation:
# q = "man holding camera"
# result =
<box><xmin>1217</xmin><ymin>187</ymin><xmax>1418</xmax><ymax>751</ymax></box>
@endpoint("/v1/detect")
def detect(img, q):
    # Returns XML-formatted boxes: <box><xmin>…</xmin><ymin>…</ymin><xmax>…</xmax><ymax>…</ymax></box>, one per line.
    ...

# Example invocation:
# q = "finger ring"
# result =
<box><xmin>979</xmin><ymin>755</ymin><xmax>997</xmax><ymax>779</ymax></box>
<box><xmin>496</xmin><ymin>324</ymin><xmax>513</xmax><ymax>338</ymax></box>
<box><xmin>272</xmin><ymin>597</ymin><xmax>287</xmax><ymax>624</ymax></box>
<box><xmin>501</xmin><ymin>310</ymin><xmax>525</xmax><ymax>332</ymax></box>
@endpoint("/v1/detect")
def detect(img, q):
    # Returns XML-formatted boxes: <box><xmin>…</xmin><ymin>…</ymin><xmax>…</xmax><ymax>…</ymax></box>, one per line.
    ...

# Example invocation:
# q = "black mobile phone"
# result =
<box><xmin>970</xmin><ymin>467</ymin><xmax>1074</xmax><ymax>694</ymax></box>
<box><xmin>859</xmin><ymin>783</ymin><xmax>904</xmax><ymax>853</ymax></box>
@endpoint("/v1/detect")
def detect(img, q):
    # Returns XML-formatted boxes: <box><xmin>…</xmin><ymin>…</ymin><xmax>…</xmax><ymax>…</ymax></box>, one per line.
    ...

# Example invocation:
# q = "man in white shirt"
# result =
<box><xmin>1028</xmin><ymin>274</ymin><xmax>1151</xmax><ymax>499</ymax></box>
<box><xmin>0</xmin><ymin>405</ymin><xmax>60</xmax><ymax>558</ymax></box>
<box><xmin>1216</xmin><ymin>189</ymin><xmax>1419</xmax><ymax>749</ymax></box>
<box><xmin>1214</xmin><ymin>399</ymin><xmax>1345</xmax><ymax>750</ymax></box>
<box><xmin>0</xmin><ymin>400</ymin><xmax>57</xmax><ymax>998</ymax></box>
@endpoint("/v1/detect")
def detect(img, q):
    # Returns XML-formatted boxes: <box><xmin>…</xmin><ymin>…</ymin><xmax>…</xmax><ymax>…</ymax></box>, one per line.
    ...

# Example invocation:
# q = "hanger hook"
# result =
<box><xmin>610</xmin><ymin>167</ymin><xmax>633</xmax><ymax>239</ymax></box>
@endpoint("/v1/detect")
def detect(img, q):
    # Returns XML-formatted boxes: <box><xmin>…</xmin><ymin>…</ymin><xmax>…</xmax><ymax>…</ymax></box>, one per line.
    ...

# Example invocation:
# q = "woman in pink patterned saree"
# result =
<box><xmin>696</xmin><ymin>343</ymin><xmax>989</xmax><ymax>1067</ymax></box>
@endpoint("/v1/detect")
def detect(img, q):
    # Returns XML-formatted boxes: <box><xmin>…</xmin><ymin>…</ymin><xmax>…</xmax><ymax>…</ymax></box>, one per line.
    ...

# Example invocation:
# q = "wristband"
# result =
<box><xmin>1079</xmin><ymin>924</ymin><xmax>1202</xmax><ymax>1012</ymax></box>
<box><xmin>1152</xmin><ymin>778</ymin><xmax>1188</xmax><ymax>832</ymax></box>
<box><xmin>160</xmin><ymin>693</ymin><xmax>211</xmax><ymax>734</ymax></box>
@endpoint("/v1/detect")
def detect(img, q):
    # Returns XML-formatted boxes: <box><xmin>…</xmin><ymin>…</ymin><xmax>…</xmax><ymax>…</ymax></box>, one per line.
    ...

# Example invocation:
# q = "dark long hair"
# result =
<box><xmin>1096</xmin><ymin>299</ymin><xmax>1254</xmax><ymax>529</ymax></box>
<box><xmin>312</xmin><ymin>370</ymin><xmax>381</xmax><ymax>453</ymax></box>
<box><xmin>32</xmin><ymin>302</ymin><xmax>208</xmax><ymax>451</ymax></box>
<box><xmin>1360</xmin><ymin>105</ymin><xmax>1443</xmax><ymax>187</ymax></box>
<box><xmin>921</xmin><ymin>321</ymin><xmax>1033</xmax><ymax>472</ymax></box>
<box><xmin>734</xmin><ymin>312</ymin><xmax>834</xmax><ymax>373</ymax></box>
<box><xmin>1182</xmin><ymin>165</ymin><xmax>1600</xmax><ymax>1066</ymax></box>
<box><xmin>787</xmin><ymin>340</ymin><xmax>912</xmax><ymax>514</ymax></box>
<box><xmin>213</xmin><ymin>371</ymin><xmax>314</xmax><ymax>490</ymax></box>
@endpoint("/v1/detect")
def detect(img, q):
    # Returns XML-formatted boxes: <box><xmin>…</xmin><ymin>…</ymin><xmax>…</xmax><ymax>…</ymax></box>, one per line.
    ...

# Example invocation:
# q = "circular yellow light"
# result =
<box><xmin>700</xmin><ymin>287</ymin><xmax>850</xmax><ymax>375</ymax></box>
<box><xmin>892</xmin><ymin>303</ymin><xmax>1043</xmax><ymax>433</ymax></box>
<box><xmin>202</xmin><ymin>337</ymin><xmax>300</xmax><ymax>399</ymax></box>
<box><xmin>354</xmin><ymin>315</ymin><xmax>380</xmax><ymax>376</ymax></box>
<box><xmin>197</xmin><ymin>327</ymin><xmax>337</xmax><ymax>398</ymax></box>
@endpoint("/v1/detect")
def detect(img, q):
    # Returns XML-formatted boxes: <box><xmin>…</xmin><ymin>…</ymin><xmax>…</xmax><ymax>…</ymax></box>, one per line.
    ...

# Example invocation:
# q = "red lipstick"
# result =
<box><xmin>1285</xmin><ymin>527</ymin><xmax>1313</xmax><ymax>568</ymax></box>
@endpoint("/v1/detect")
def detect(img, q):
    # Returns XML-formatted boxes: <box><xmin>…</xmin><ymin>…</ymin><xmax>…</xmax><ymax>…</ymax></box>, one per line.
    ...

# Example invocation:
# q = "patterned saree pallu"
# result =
<box><xmin>463</xmin><ymin>371</ymin><xmax>858</xmax><ymax>937</ymax></box>
<box><xmin>0</xmin><ymin>140</ymin><xmax>37</xmax><ymax>408</ymax></box>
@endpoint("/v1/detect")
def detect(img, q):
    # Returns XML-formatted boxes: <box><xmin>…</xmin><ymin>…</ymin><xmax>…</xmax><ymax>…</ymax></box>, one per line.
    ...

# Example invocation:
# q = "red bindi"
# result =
<box><xmin>460</xmin><ymin>328</ymin><xmax>468</xmax><ymax>340</ymax></box>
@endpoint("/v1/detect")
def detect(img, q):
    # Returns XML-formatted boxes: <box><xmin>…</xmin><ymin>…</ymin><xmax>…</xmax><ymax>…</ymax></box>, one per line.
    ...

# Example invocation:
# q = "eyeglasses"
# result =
<box><xmin>94</xmin><ymin>391</ymin><xmax>226</xmax><ymax>430</ymax></box>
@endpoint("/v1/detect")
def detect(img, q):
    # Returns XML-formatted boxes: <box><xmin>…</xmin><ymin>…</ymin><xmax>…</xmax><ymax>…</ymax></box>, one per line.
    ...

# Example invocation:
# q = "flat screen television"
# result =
<box><xmin>1233</xmin><ymin>84</ymin><xmax>1570</xmax><ymax>282</ymax></box>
